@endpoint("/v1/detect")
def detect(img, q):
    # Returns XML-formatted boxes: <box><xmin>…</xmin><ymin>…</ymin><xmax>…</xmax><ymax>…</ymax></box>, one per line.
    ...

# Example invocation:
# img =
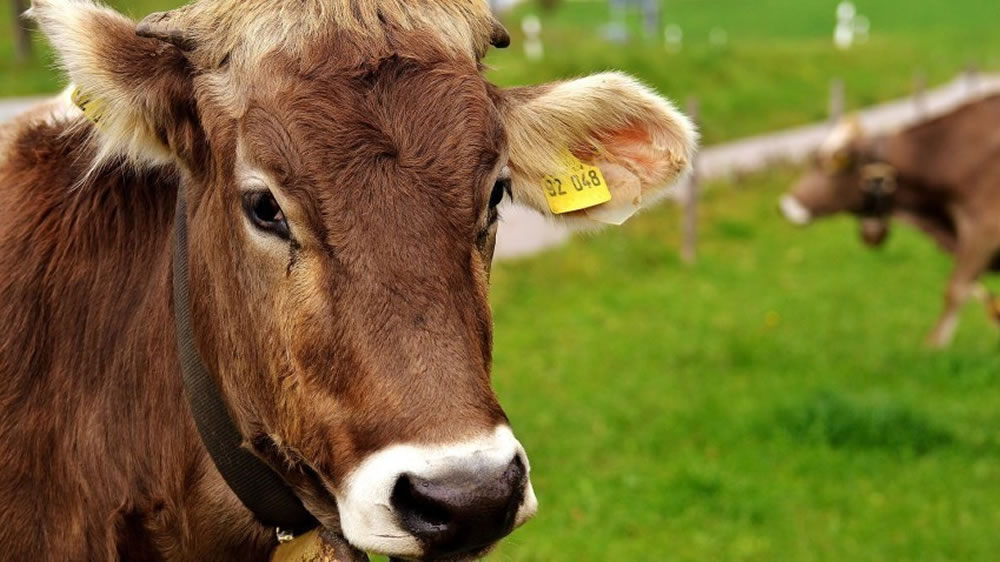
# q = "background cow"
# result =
<box><xmin>0</xmin><ymin>0</ymin><xmax>696</xmax><ymax>560</ymax></box>
<box><xmin>781</xmin><ymin>95</ymin><xmax>1000</xmax><ymax>348</ymax></box>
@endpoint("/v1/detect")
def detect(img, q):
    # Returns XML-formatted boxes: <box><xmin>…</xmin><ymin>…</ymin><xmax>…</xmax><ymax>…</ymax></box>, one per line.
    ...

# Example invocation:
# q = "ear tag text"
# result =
<box><xmin>541</xmin><ymin>152</ymin><xmax>612</xmax><ymax>214</ymax></box>
<box><xmin>70</xmin><ymin>86</ymin><xmax>108</xmax><ymax>128</ymax></box>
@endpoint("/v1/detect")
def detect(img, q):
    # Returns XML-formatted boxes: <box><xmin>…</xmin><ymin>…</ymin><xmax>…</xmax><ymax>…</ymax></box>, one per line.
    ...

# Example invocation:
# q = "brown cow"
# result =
<box><xmin>0</xmin><ymin>0</ymin><xmax>697</xmax><ymax>560</ymax></box>
<box><xmin>781</xmin><ymin>95</ymin><xmax>1000</xmax><ymax>348</ymax></box>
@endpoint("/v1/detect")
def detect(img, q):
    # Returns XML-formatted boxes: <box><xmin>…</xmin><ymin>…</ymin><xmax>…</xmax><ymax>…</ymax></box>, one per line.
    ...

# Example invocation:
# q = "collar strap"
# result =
<box><xmin>859</xmin><ymin>162</ymin><xmax>897</xmax><ymax>218</ymax></box>
<box><xmin>173</xmin><ymin>193</ymin><xmax>318</xmax><ymax>536</ymax></box>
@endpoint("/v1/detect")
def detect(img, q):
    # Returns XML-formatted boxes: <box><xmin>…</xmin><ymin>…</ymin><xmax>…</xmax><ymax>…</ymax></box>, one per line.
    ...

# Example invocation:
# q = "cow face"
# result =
<box><xmin>781</xmin><ymin>119</ymin><xmax>869</xmax><ymax>225</ymax></box>
<box><xmin>31</xmin><ymin>0</ymin><xmax>696</xmax><ymax>559</ymax></box>
<box><xmin>780</xmin><ymin>119</ymin><xmax>892</xmax><ymax>247</ymax></box>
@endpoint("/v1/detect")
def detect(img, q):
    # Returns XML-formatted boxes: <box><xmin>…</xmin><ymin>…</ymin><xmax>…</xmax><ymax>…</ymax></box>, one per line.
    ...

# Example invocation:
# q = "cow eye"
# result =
<box><xmin>490</xmin><ymin>166</ymin><xmax>512</xmax><ymax>209</ymax></box>
<box><xmin>243</xmin><ymin>190</ymin><xmax>290</xmax><ymax>239</ymax></box>
<box><xmin>489</xmin><ymin>178</ymin><xmax>509</xmax><ymax>209</ymax></box>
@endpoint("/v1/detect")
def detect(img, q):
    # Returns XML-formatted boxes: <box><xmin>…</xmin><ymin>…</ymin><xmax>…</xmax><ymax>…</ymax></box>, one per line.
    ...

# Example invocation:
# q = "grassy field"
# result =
<box><xmin>488</xmin><ymin>168</ymin><xmax>1000</xmax><ymax>561</ymax></box>
<box><xmin>4</xmin><ymin>1</ymin><xmax>999</xmax><ymax>143</ymax></box>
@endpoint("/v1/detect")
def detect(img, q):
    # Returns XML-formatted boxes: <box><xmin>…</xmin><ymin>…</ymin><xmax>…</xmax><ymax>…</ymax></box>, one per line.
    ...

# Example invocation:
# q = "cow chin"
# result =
<box><xmin>334</xmin><ymin>425</ymin><xmax>538</xmax><ymax>560</ymax></box>
<box><xmin>860</xmin><ymin>218</ymin><xmax>890</xmax><ymax>247</ymax></box>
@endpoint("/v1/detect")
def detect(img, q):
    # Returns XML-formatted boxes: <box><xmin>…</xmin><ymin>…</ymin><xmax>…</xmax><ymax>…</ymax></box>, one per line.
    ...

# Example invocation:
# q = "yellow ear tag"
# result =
<box><xmin>271</xmin><ymin>530</ymin><xmax>343</xmax><ymax>562</ymax></box>
<box><xmin>541</xmin><ymin>152</ymin><xmax>612</xmax><ymax>214</ymax></box>
<box><xmin>70</xmin><ymin>86</ymin><xmax>108</xmax><ymax>128</ymax></box>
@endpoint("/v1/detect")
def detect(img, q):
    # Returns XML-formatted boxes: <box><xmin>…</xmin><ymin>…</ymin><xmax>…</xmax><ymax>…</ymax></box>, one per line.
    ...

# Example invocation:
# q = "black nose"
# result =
<box><xmin>391</xmin><ymin>456</ymin><xmax>527</xmax><ymax>558</ymax></box>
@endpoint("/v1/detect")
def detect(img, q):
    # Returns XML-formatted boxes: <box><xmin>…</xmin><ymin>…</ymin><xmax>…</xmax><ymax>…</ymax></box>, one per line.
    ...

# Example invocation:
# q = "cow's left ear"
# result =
<box><xmin>29</xmin><ymin>0</ymin><xmax>198</xmax><ymax>168</ymax></box>
<box><xmin>499</xmin><ymin>72</ymin><xmax>698</xmax><ymax>225</ymax></box>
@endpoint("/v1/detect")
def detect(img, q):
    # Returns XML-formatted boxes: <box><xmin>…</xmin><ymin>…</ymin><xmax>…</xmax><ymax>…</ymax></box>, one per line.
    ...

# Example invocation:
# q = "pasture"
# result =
<box><xmin>489</xmin><ymin>168</ymin><xmax>1000</xmax><ymax>561</ymax></box>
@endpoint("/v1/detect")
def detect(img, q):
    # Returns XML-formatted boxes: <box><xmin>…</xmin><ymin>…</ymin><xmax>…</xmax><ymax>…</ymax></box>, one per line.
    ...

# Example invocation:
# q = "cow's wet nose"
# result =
<box><xmin>391</xmin><ymin>455</ymin><xmax>527</xmax><ymax>558</ymax></box>
<box><xmin>779</xmin><ymin>194</ymin><xmax>813</xmax><ymax>226</ymax></box>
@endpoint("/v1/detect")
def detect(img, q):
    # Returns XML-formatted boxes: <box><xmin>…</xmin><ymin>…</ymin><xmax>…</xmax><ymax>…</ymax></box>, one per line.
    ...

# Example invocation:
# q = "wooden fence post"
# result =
<box><xmin>963</xmin><ymin>63</ymin><xmax>980</xmax><ymax>99</ymax></box>
<box><xmin>829</xmin><ymin>78</ymin><xmax>845</xmax><ymax>122</ymax></box>
<box><xmin>681</xmin><ymin>96</ymin><xmax>699</xmax><ymax>265</ymax></box>
<box><xmin>12</xmin><ymin>0</ymin><xmax>32</xmax><ymax>63</ymax></box>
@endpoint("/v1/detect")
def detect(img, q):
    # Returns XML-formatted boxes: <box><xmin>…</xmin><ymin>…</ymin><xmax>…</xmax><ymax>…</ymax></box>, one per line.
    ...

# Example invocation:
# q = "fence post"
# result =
<box><xmin>12</xmin><ymin>0</ymin><xmax>32</xmax><ymax>63</ymax></box>
<box><xmin>829</xmin><ymin>78</ymin><xmax>845</xmax><ymax>122</ymax></box>
<box><xmin>912</xmin><ymin>70</ymin><xmax>926</xmax><ymax>118</ymax></box>
<box><xmin>963</xmin><ymin>63</ymin><xmax>979</xmax><ymax>99</ymax></box>
<box><xmin>682</xmin><ymin>96</ymin><xmax>700</xmax><ymax>265</ymax></box>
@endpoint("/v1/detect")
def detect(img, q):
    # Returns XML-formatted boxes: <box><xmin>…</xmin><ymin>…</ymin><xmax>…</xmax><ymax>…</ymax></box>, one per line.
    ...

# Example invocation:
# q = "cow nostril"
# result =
<box><xmin>391</xmin><ymin>475</ymin><xmax>452</xmax><ymax>537</ymax></box>
<box><xmin>390</xmin><ymin>456</ymin><xmax>527</xmax><ymax>557</ymax></box>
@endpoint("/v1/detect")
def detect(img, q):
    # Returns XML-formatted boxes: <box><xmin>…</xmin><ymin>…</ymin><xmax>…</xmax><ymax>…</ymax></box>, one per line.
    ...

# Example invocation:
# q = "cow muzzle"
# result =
<box><xmin>392</xmin><ymin>454</ymin><xmax>526</xmax><ymax>558</ymax></box>
<box><xmin>335</xmin><ymin>426</ymin><xmax>537</xmax><ymax>560</ymax></box>
<box><xmin>779</xmin><ymin>195</ymin><xmax>813</xmax><ymax>226</ymax></box>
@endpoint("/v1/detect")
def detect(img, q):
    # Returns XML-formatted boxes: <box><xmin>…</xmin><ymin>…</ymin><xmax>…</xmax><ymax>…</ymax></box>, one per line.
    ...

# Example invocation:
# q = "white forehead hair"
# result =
<box><xmin>819</xmin><ymin>117</ymin><xmax>863</xmax><ymax>156</ymax></box>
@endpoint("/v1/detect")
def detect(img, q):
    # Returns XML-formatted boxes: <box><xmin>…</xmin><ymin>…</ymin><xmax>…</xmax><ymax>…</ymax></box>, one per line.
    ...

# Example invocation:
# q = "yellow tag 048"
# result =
<box><xmin>541</xmin><ymin>152</ymin><xmax>612</xmax><ymax>214</ymax></box>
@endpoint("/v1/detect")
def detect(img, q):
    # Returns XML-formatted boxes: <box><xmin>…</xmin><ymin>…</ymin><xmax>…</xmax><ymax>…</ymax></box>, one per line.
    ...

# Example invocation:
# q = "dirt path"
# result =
<box><xmin>4</xmin><ymin>73</ymin><xmax>999</xmax><ymax>260</ymax></box>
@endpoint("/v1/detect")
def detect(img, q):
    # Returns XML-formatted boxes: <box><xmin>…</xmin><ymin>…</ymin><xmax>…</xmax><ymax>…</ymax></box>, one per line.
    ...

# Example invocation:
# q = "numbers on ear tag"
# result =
<box><xmin>541</xmin><ymin>152</ymin><xmax>613</xmax><ymax>214</ymax></box>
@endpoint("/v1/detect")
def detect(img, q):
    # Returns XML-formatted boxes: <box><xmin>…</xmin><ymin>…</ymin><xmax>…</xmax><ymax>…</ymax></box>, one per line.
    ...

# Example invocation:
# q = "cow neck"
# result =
<box><xmin>172</xmin><ymin>192</ymin><xmax>318</xmax><ymax>537</ymax></box>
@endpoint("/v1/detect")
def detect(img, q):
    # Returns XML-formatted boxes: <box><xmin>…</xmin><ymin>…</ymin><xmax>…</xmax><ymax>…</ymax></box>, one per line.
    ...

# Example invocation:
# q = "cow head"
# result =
<box><xmin>780</xmin><ymin>118</ymin><xmax>893</xmax><ymax>247</ymax></box>
<box><xmin>30</xmin><ymin>0</ymin><xmax>696</xmax><ymax>559</ymax></box>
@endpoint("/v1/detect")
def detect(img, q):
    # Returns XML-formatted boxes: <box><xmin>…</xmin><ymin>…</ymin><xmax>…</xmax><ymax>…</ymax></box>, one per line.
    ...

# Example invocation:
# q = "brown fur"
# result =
<box><xmin>2</xmin><ymin>1</ymin><xmax>696</xmax><ymax>559</ymax></box>
<box><xmin>0</xmin><ymin>122</ymin><xmax>269</xmax><ymax>560</ymax></box>
<box><xmin>0</xmin><ymin>39</ymin><xmax>507</xmax><ymax>562</ymax></box>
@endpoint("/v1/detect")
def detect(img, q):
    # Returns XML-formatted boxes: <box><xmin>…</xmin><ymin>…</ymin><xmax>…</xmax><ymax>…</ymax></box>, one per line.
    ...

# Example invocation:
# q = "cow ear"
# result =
<box><xmin>819</xmin><ymin>116</ymin><xmax>865</xmax><ymax>172</ymax></box>
<box><xmin>499</xmin><ymin>72</ymin><xmax>698</xmax><ymax>225</ymax></box>
<box><xmin>29</xmin><ymin>0</ymin><xmax>198</xmax><ymax>168</ymax></box>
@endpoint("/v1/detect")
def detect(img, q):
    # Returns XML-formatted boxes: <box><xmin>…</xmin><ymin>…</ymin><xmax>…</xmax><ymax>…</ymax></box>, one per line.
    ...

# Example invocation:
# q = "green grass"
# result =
<box><xmin>488</xmin><ymin>168</ymin><xmax>1000</xmax><ymax>561</ymax></box>
<box><xmin>5</xmin><ymin>1</ymin><xmax>999</xmax><ymax>143</ymax></box>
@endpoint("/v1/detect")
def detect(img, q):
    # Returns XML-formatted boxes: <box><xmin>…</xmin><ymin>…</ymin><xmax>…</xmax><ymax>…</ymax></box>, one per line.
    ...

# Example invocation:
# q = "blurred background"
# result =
<box><xmin>5</xmin><ymin>1</ymin><xmax>1000</xmax><ymax>560</ymax></box>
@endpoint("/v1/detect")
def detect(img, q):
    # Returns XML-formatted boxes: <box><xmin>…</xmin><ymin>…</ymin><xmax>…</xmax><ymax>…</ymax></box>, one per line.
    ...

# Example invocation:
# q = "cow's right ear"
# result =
<box><xmin>498</xmin><ymin>72</ymin><xmax>697</xmax><ymax>226</ymax></box>
<box><xmin>29</xmin><ymin>0</ymin><xmax>198</xmax><ymax>168</ymax></box>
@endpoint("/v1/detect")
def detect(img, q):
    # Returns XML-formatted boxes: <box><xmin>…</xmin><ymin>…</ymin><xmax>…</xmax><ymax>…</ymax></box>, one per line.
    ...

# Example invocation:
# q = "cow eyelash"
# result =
<box><xmin>489</xmin><ymin>177</ymin><xmax>510</xmax><ymax>210</ymax></box>
<box><xmin>487</xmin><ymin>163</ymin><xmax>513</xmax><ymax>221</ymax></box>
<box><xmin>485</xmin><ymin>177</ymin><xmax>511</xmax><ymax>230</ymax></box>
<box><xmin>243</xmin><ymin>190</ymin><xmax>291</xmax><ymax>240</ymax></box>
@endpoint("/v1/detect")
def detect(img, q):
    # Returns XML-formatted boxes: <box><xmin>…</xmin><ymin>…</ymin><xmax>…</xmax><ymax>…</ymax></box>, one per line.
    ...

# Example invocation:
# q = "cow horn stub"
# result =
<box><xmin>136</xmin><ymin>10</ymin><xmax>197</xmax><ymax>52</ymax></box>
<box><xmin>489</xmin><ymin>16</ymin><xmax>511</xmax><ymax>48</ymax></box>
